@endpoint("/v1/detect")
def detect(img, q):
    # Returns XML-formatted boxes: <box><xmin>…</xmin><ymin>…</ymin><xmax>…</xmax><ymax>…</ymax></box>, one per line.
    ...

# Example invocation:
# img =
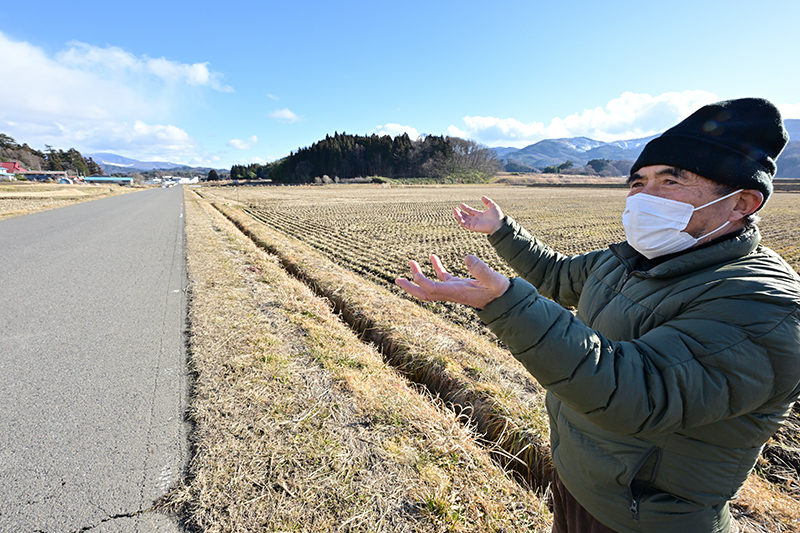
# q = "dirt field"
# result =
<box><xmin>207</xmin><ymin>184</ymin><xmax>800</xmax><ymax>337</ymax></box>
<box><xmin>212</xmin><ymin>182</ymin><xmax>800</xmax><ymax>273</ymax></box>
<box><xmin>170</xmin><ymin>184</ymin><xmax>800</xmax><ymax>532</ymax></box>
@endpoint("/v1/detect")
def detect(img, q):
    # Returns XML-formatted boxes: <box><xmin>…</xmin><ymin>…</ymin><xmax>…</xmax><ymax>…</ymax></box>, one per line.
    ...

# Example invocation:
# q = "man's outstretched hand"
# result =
<box><xmin>395</xmin><ymin>254</ymin><xmax>510</xmax><ymax>310</ymax></box>
<box><xmin>453</xmin><ymin>196</ymin><xmax>505</xmax><ymax>235</ymax></box>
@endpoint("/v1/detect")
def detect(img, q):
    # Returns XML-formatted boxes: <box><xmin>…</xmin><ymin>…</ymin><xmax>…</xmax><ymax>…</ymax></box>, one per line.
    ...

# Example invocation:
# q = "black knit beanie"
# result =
<box><xmin>630</xmin><ymin>97</ymin><xmax>789</xmax><ymax>209</ymax></box>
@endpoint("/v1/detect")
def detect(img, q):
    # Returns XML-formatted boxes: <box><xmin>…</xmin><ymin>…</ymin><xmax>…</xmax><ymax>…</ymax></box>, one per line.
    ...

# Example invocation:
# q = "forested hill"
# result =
<box><xmin>230</xmin><ymin>133</ymin><xmax>500</xmax><ymax>183</ymax></box>
<box><xmin>0</xmin><ymin>134</ymin><xmax>103</xmax><ymax>176</ymax></box>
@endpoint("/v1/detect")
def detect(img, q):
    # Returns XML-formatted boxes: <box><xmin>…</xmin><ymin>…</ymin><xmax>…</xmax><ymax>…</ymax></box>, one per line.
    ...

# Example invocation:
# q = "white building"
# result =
<box><xmin>0</xmin><ymin>167</ymin><xmax>15</xmax><ymax>181</ymax></box>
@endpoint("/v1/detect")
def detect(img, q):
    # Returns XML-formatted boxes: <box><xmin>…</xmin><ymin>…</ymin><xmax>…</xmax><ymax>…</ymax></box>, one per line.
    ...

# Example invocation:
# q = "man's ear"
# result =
<box><xmin>730</xmin><ymin>189</ymin><xmax>764</xmax><ymax>220</ymax></box>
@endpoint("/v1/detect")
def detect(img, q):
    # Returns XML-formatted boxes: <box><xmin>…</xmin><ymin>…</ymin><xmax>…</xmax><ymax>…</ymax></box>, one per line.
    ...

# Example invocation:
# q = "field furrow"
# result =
<box><xmin>215</xmin><ymin>198</ymin><xmax>554</xmax><ymax>490</ymax></box>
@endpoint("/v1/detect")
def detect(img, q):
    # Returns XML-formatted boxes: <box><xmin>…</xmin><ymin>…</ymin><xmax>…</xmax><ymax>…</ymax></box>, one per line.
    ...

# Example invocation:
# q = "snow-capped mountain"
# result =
<box><xmin>87</xmin><ymin>152</ymin><xmax>185</xmax><ymax>172</ymax></box>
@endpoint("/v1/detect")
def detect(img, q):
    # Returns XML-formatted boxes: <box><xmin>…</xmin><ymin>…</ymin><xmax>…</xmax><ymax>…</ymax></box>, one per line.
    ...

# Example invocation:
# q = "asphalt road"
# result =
<box><xmin>0</xmin><ymin>186</ymin><xmax>188</xmax><ymax>532</ymax></box>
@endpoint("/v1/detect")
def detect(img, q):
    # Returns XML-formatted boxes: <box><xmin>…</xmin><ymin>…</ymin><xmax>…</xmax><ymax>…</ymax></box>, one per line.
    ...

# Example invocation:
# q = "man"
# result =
<box><xmin>396</xmin><ymin>98</ymin><xmax>800</xmax><ymax>533</ymax></box>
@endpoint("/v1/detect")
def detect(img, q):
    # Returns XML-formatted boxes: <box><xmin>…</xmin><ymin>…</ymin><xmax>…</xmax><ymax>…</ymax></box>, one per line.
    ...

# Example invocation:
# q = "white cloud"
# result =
<box><xmin>57</xmin><ymin>40</ymin><xmax>234</xmax><ymax>92</ymax></box>
<box><xmin>372</xmin><ymin>123</ymin><xmax>422</xmax><ymax>140</ymax></box>
<box><xmin>447</xmin><ymin>117</ymin><xmax>547</xmax><ymax>144</ymax></box>
<box><xmin>778</xmin><ymin>103</ymin><xmax>800</xmax><ymax>120</ymax></box>
<box><xmin>129</xmin><ymin>121</ymin><xmax>193</xmax><ymax>148</ymax></box>
<box><xmin>227</xmin><ymin>135</ymin><xmax>258</xmax><ymax>150</ymax></box>
<box><xmin>240</xmin><ymin>156</ymin><xmax>268</xmax><ymax>165</ymax></box>
<box><xmin>93</xmin><ymin>120</ymin><xmax>199</xmax><ymax>160</ymax></box>
<box><xmin>269</xmin><ymin>108</ymin><xmax>301</xmax><ymax>123</ymax></box>
<box><xmin>448</xmin><ymin>90</ymin><xmax>720</xmax><ymax>147</ymax></box>
<box><xmin>0</xmin><ymin>31</ymin><xmax>229</xmax><ymax>163</ymax></box>
<box><xmin>267</xmin><ymin>94</ymin><xmax>280</xmax><ymax>101</ymax></box>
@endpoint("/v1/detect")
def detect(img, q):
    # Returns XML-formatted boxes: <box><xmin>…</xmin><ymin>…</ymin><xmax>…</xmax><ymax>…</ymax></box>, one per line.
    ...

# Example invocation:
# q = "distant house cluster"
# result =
<box><xmin>1</xmin><ymin>161</ymin><xmax>73</xmax><ymax>182</ymax></box>
<box><xmin>148</xmin><ymin>175</ymin><xmax>200</xmax><ymax>187</ymax></box>
<box><xmin>0</xmin><ymin>162</ymin><xmax>134</xmax><ymax>185</ymax></box>
<box><xmin>82</xmin><ymin>176</ymin><xmax>133</xmax><ymax>185</ymax></box>
<box><xmin>1</xmin><ymin>161</ymin><xmax>205</xmax><ymax>187</ymax></box>
<box><xmin>0</xmin><ymin>161</ymin><xmax>29</xmax><ymax>181</ymax></box>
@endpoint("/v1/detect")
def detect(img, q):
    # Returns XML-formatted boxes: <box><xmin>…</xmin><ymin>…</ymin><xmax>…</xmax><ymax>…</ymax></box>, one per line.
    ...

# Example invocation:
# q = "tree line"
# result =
<box><xmin>226</xmin><ymin>132</ymin><xmax>500</xmax><ymax>183</ymax></box>
<box><xmin>0</xmin><ymin>134</ymin><xmax>103</xmax><ymax>175</ymax></box>
<box><xmin>503</xmin><ymin>157</ymin><xmax>633</xmax><ymax>177</ymax></box>
<box><xmin>536</xmin><ymin>158</ymin><xmax>633</xmax><ymax>177</ymax></box>
<box><xmin>42</xmin><ymin>145</ymin><xmax>104</xmax><ymax>175</ymax></box>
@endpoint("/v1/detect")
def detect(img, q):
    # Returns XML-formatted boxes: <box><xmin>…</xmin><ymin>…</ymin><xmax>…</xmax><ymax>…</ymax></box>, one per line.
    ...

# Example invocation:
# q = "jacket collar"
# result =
<box><xmin>609</xmin><ymin>226</ymin><xmax>761</xmax><ymax>278</ymax></box>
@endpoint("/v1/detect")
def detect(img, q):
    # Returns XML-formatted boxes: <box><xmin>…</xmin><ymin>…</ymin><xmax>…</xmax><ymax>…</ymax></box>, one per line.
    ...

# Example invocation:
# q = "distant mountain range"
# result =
<box><xmin>493</xmin><ymin>118</ymin><xmax>800</xmax><ymax>178</ymax></box>
<box><xmin>86</xmin><ymin>119</ymin><xmax>800</xmax><ymax>178</ymax></box>
<box><xmin>492</xmin><ymin>135</ymin><xmax>658</xmax><ymax>169</ymax></box>
<box><xmin>86</xmin><ymin>152</ymin><xmax>222</xmax><ymax>175</ymax></box>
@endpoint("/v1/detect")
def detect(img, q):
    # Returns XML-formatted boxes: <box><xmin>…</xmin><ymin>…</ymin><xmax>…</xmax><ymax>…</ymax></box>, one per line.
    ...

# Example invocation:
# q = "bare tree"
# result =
<box><xmin>447</xmin><ymin>137</ymin><xmax>501</xmax><ymax>177</ymax></box>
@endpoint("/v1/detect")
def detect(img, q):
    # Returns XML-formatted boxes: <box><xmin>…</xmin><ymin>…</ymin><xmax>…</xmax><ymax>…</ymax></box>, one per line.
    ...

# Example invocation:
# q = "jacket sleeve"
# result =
<box><xmin>478</xmin><ymin>276</ymin><xmax>800</xmax><ymax>437</ymax></box>
<box><xmin>489</xmin><ymin>216</ymin><xmax>605</xmax><ymax>309</ymax></box>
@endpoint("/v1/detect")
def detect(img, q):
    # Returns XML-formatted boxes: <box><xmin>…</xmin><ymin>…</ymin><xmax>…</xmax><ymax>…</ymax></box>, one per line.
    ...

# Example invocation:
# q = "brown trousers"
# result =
<box><xmin>551</xmin><ymin>469</ymin><xmax>619</xmax><ymax>533</ymax></box>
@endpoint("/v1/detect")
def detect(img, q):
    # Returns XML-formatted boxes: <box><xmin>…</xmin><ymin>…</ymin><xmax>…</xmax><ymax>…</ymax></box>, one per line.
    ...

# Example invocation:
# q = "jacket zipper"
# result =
<box><xmin>629</xmin><ymin>497</ymin><xmax>639</xmax><ymax>520</ymax></box>
<box><xmin>628</xmin><ymin>445</ymin><xmax>659</xmax><ymax>521</ymax></box>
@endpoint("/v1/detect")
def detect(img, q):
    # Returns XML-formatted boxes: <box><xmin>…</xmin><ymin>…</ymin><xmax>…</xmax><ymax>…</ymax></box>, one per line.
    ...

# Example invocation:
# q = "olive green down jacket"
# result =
<box><xmin>477</xmin><ymin>216</ymin><xmax>800</xmax><ymax>533</ymax></box>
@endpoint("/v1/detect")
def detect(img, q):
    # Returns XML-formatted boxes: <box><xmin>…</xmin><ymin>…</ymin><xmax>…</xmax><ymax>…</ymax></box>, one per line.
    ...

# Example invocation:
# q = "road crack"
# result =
<box><xmin>70</xmin><ymin>507</ymin><xmax>153</xmax><ymax>533</ymax></box>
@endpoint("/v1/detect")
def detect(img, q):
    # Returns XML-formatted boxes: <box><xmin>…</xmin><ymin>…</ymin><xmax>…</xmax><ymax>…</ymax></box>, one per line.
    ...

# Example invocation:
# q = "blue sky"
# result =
<box><xmin>1</xmin><ymin>0</ymin><xmax>798</xmax><ymax>169</ymax></box>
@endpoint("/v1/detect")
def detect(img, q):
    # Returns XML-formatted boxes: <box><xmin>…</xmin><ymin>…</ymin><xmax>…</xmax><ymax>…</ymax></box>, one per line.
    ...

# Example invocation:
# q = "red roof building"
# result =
<box><xmin>0</xmin><ymin>162</ymin><xmax>27</xmax><ymax>173</ymax></box>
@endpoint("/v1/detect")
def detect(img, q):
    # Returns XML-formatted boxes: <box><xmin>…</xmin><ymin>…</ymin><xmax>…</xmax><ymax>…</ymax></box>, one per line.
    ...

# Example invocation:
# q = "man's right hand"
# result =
<box><xmin>453</xmin><ymin>195</ymin><xmax>505</xmax><ymax>235</ymax></box>
<box><xmin>395</xmin><ymin>254</ymin><xmax>510</xmax><ymax>310</ymax></box>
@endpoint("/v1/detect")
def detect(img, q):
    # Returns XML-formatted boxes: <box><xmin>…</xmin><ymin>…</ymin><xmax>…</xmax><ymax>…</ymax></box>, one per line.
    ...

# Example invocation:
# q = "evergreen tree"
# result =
<box><xmin>230</xmin><ymin>131</ymin><xmax>498</xmax><ymax>184</ymax></box>
<box><xmin>85</xmin><ymin>157</ymin><xmax>104</xmax><ymax>175</ymax></box>
<box><xmin>0</xmin><ymin>134</ymin><xmax>19</xmax><ymax>148</ymax></box>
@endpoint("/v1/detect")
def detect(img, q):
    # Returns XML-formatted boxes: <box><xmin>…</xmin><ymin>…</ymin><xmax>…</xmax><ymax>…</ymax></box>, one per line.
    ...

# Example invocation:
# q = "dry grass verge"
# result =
<box><xmin>162</xmin><ymin>190</ymin><xmax>551</xmax><ymax>532</ymax></box>
<box><xmin>211</xmin><ymin>198</ymin><xmax>552</xmax><ymax>490</ymax></box>
<box><xmin>757</xmin><ymin>402</ymin><xmax>800</xmax><ymax>500</ymax></box>
<box><xmin>0</xmin><ymin>182</ymin><xmax>141</xmax><ymax>219</ymax></box>
<box><xmin>206</xmin><ymin>191</ymin><xmax>800</xmax><ymax>533</ymax></box>
<box><xmin>731</xmin><ymin>475</ymin><xmax>800</xmax><ymax>532</ymax></box>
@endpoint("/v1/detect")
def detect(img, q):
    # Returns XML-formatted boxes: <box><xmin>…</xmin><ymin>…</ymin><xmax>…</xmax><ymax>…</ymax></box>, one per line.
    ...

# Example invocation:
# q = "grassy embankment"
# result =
<box><xmin>211</xmin><ymin>195</ymin><xmax>553</xmax><ymax>487</ymax></box>
<box><xmin>169</xmin><ymin>186</ymin><xmax>800</xmax><ymax>532</ymax></box>
<box><xmin>162</xmin><ymin>189</ymin><xmax>551</xmax><ymax>532</ymax></box>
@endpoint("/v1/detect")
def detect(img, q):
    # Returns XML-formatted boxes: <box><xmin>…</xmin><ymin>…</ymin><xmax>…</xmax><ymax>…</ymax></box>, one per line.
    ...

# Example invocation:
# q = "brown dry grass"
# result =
<box><xmin>185</xmin><ymin>184</ymin><xmax>800</xmax><ymax>532</ymax></box>
<box><xmin>163</xmin><ymin>189</ymin><xmax>551</xmax><ymax>532</ymax></box>
<box><xmin>0</xmin><ymin>182</ymin><xmax>141</xmax><ymax>219</ymax></box>
<box><xmin>731</xmin><ymin>476</ymin><xmax>800</xmax><ymax>532</ymax></box>
<box><xmin>212</xmin><ymin>198</ymin><xmax>552</xmax><ymax>490</ymax></box>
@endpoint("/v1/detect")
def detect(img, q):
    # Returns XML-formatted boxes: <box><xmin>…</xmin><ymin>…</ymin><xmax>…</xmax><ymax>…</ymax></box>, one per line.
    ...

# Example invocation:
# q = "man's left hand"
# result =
<box><xmin>395</xmin><ymin>254</ymin><xmax>510</xmax><ymax>310</ymax></box>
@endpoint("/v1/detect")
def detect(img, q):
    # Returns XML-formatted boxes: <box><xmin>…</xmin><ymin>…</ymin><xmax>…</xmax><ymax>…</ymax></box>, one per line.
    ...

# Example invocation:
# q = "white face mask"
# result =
<box><xmin>622</xmin><ymin>190</ymin><xmax>740</xmax><ymax>260</ymax></box>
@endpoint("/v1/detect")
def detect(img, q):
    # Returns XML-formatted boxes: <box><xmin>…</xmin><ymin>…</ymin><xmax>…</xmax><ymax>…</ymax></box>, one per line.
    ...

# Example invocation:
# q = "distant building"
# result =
<box><xmin>21</xmin><ymin>171</ymin><xmax>68</xmax><ymax>181</ymax></box>
<box><xmin>0</xmin><ymin>166</ymin><xmax>15</xmax><ymax>181</ymax></box>
<box><xmin>83</xmin><ymin>176</ymin><xmax>133</xmax><ymax>185</ymax></box>
<box><xmin>0</xmin><ymin>162</ymin><xmax>27</xmax><ymax>174</ymax></box>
